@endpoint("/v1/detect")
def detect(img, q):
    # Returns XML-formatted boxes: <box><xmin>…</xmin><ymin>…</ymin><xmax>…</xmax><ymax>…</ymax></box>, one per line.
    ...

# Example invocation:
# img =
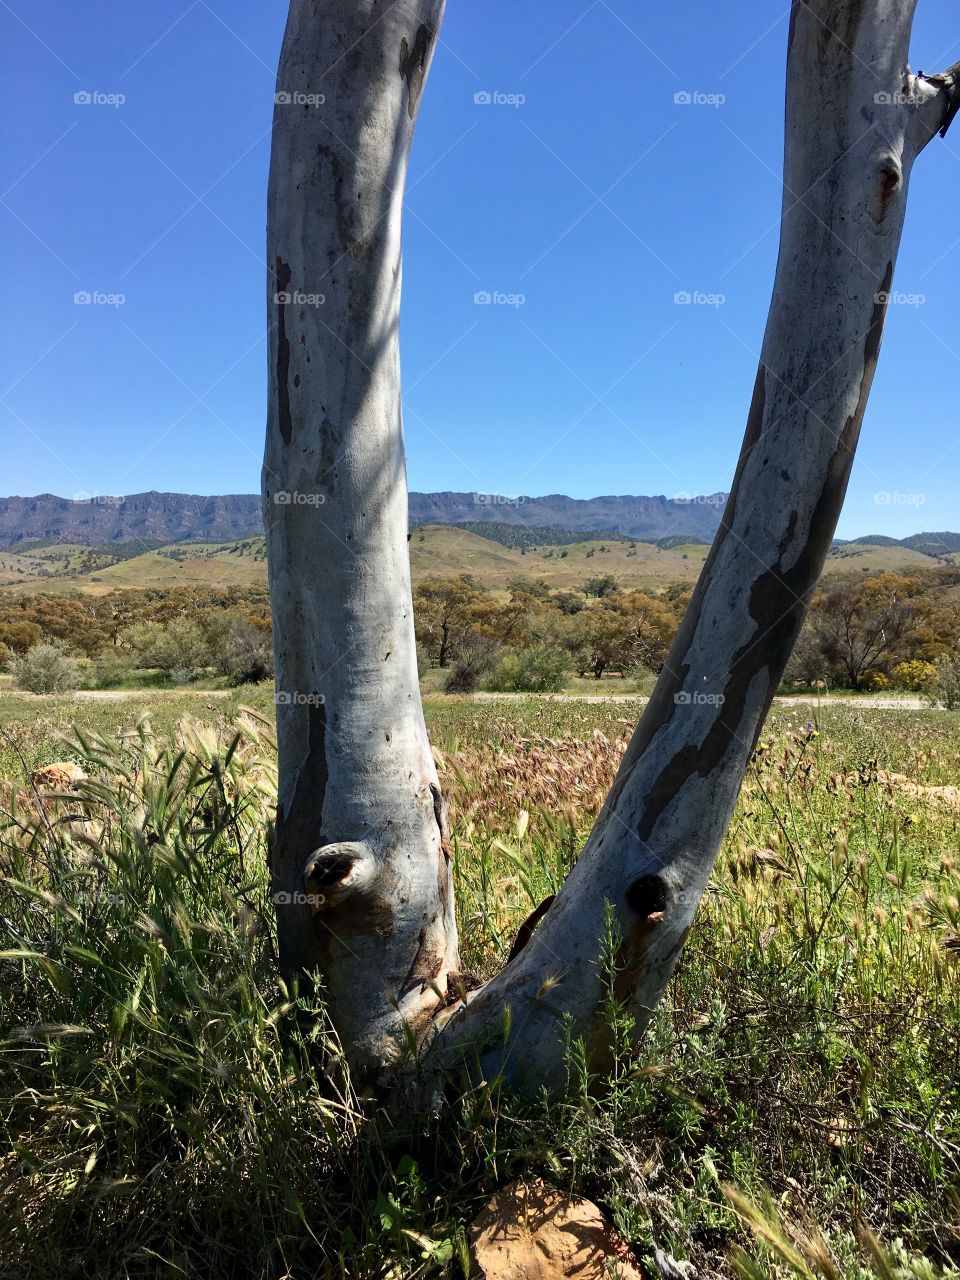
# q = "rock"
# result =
<box><xmin>652</xmin><ymin>1248</ymin><xmax>699</xmax><ymax>1279</ymax></box>
<box><xmin>469</xmin><ymin>1177</ymin><xmax>645</xmax><ymax>1279</ymax></box>
<box><xmin>31</xmin><ymin>761</ymin><xmax>86</xmax><ymax>791</ymax></box>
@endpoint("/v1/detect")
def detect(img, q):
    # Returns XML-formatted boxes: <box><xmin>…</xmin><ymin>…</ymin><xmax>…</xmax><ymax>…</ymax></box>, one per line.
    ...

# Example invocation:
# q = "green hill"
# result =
<box><xmin>1</xmin><ymin>524</ymin><xmax>956</xmax><ymax>600</ymax></box>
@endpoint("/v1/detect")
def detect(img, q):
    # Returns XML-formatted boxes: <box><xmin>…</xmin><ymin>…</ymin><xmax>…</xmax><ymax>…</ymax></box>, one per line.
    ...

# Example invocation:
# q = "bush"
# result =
<box><xmin>859</xmin><ymin>668</ymin><xmax>889</xmax><ymax>691</ymax></box>
<box><xmin>79</xmin><ymin>650</ymin><xmax>140</xmax><ymax>690</ymax></box>
<box><xmin>128</xmin><ymin>618</ymin><xmax>211</xmax><ymax>680</ymax></box>
<box><xmin>8</xmin><ymin>642</ymin><xmax>79</xmax><ymax>693</ymax></box>
<box><xmin>890</xmin><ymin>660</ymin><xmax>937</xmax><ymax>692</ymax></box>
<box><xmin>216</xmin><ymin>619</ymin><xmax>273</xmax><ymax>685</ymax></box>
<box><xmin>928</xmin><ymin>653</ymin><xmax>960</xmax><ymax>709</ymax></box>
<box><xmin>484</xmin><ymin>645</ymin><xmax>569</xmax><ymax>693</ymax></box>
<box><xmin>0</xmin><ymin>640</ymin><xmax>10</xmax><ymax>669</ymax></box>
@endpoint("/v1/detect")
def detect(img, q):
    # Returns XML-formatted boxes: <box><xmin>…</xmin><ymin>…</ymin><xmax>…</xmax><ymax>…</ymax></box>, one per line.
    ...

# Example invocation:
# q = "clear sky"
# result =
<box><xmin>1</xmin><ymin>1</ymin><xmax>958</xmax><ymax>539</ymax></box>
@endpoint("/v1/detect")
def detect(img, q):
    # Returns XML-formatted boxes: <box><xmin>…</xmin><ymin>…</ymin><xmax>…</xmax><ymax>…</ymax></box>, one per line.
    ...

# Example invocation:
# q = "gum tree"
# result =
<box><xmin>263</xmin><ymin>0</ymin><xmax>959</xmax><ymax>1087</ymax></box>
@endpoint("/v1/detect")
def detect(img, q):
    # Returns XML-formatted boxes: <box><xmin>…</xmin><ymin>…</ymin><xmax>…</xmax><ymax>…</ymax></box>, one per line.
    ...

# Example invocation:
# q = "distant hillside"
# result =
<box><xmin>0</xmin><ymin>490</ymin><xmax>727</xmax><ymax>547</ymax></box>
<box><xmin>2</xmin><ymin>522</ymin><xmax>958</xmax><ymax>598</ymax></box>
<box><xmin>1</xmin><ymin>494</ymin><xmax>957</xmax><ymax>565</ymax></box>
<box><xmin>0</xmin><ymin>527</ymin><xmax>705</xmax><ymax>596</ymax></box>
<box><xmin>902</xmin><ymin>532</ymin><xmax>960</xmax><ymax>557</ymax></box>
<box><xmin>0</xmin><ymin>493</ymin><xmax>262</xmax><ymax>547</ymax></box>
<box><xmin>839</xmin><ymin>532</ymin><xmax>960</xmax><ymax>561</ymax></box>
<box><xmin>407</xmin><ymin>492</ymin><xmax>728</xmax><ymax>541</ymax></box>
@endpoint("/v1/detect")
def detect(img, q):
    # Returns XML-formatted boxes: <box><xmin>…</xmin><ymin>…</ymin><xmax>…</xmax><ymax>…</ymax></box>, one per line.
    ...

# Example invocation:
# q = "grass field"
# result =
<box><xmin>0</xmin><ymin>689</ymin><xmax>957</xmax><ymax>1278</ymax></box>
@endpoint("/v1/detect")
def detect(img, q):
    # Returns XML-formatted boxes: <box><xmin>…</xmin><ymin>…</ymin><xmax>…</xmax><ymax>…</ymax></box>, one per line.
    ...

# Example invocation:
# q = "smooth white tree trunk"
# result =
<box><xmin>264</xmin><ymin>0</ymin><xmax>456</xmax><ymax>1076</ymax></box>
<box><xmin>265</xmin><ymin>0</ymin><xmax>958</xmax><ymax>1085</ymax></box>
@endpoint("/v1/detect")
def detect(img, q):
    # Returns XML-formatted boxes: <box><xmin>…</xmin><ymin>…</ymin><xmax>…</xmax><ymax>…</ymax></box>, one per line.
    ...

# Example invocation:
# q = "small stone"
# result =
<box><xmin>469</xmin><ymin>1177</ymin><xmax>645</xmax><ymax>1279</ymax></box>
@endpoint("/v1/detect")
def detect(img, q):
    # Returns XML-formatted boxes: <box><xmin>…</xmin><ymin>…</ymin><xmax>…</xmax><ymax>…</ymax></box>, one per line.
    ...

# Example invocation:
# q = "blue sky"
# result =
<box><xmin>1</xmin><ymin>0</ymin><xmax>958</xmax><ymax>539</ymax></box>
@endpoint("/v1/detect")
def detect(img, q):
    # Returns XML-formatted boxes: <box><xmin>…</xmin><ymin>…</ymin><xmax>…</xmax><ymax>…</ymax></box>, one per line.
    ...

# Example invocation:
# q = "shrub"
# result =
<box><xmin>0</xmin><ymin>640</ymin><xmax>10</xmax><ymax>669</ymax></box>
<box><xmin>444</xmin><ymin>633</ymin><xmax>501</xmax><ymax>693</ymax></box>
<box><xmin>80</xmin><ymin>650</ymin><xmax>140</xmax><ymax>690</ymax></box>
<box><xmin>216</xmin><ymin>618</ymin><xmax>273</xmax><ymax>685</ymax></box>
<box><xmin>859</xmin><ymin>668</ymin><xmax>889</xmax><ymax>691</ymax></box>
<box><xmin>928</xmin><ymin>653</ymin><xmax>960</xmax><ymax>709</ymax></box>
<box><xmin>8</xmin><ymin>642</ymin><xmax>79</xmax><ymax>693</ymax></box>
<box><xmin>128</xmin><ymin>618</ymin><xmax>211</xmax><ymax>680</ymax></box>
<box><xmin>890</xmin><ymin>660</ymin><xmax>937</xmax><ymax>692</ymax></box>
<box><xmin>484</xmin><ymin>645</ymin><xmax>569</xmax><ymax>693</ymax></box>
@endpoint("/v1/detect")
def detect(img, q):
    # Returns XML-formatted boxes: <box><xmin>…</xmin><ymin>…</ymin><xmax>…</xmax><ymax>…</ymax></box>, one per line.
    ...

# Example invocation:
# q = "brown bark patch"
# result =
<box><xmin>403</xmin><ymin>926</ymin><xmax>445</xmax><ymax>995</ymax></box>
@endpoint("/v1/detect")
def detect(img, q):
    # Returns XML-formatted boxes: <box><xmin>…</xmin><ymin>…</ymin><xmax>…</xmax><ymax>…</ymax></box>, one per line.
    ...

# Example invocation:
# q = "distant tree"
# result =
<box><xmin>413</xmin><ymin>576</ymin><xmax>482</xmax><ymax>668</ymax></box>
<box><xmin>581</xmin><ymin>574</ymin><xmax>618</xmax><ymax>599</ymax></box>
<box><xmin>567</xmin><ymin>592</ymin><xmax>677</xmax><ymax>678</ymax></box>
<box><xmin>809</xmin><ymin>574</ymin><xmax>922</xmax><ymax>689</ymax></box>
<box><xmin>553</xmin><ymin>591</ymin><xmax>585</xmax><ymax>616</ymax></box>
<box><xmin>506</xmin><ymin>576</ymin><xmax>551</xmax><ymax>600</ymax></box>
<box><xmin>128</xmin><ymin>619</ymin><xmax>211</xmax><ymax>681</ymax></box>
<box><xmin>931</xmin><ymin>654</ymin><xmax>960</xmax><ymax>709</ymax></box>
<box><xmin>0</xmin><ymin>621</ymin><xmax>41</xmax><ymax>654</ymax></box>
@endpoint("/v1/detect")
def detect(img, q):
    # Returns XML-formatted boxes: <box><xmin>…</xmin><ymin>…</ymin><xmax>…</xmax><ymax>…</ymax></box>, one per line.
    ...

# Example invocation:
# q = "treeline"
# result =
<box><xmin>787</xmin><ymin>569</ymin><xmax>960</xmax><ymax>703</ymax></box>
<box><xmin>2</xmin><ymin>569</ymin><xmax>959</xmax><ymax>703</ymax></box>
<box><xmin>414</xmin><ymin>522</ymin><xmax>630</xmax><ymax>549</ymax></box>
<box><xmin>413</xmin><ymin>575</ymin><xmax>689</xmax><ymax>691</ymax></box>
<box><xmin>0</xmin><ymin>587</ymin><xmax>271</xmax><ymax>691</ymax></box>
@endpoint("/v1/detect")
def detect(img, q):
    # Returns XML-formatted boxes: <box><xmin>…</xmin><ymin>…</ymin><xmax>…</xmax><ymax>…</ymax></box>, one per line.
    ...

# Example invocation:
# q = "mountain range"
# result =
<box><xmin>0</xmin><ymin>491</ymin><xmax>957</xmax><ymax>558</ymax></box>
<box><xmin>0</xmin><ymin>490</ymin><xmax>726</xmax><ymax>546</ymax></box>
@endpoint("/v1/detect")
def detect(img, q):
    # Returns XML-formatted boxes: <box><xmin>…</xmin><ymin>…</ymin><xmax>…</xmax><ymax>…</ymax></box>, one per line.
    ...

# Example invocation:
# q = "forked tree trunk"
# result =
<box><xmin>265</xmin><ymin>0</ymin><xmax>958</xmax><ymax>1085</ymax></box>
